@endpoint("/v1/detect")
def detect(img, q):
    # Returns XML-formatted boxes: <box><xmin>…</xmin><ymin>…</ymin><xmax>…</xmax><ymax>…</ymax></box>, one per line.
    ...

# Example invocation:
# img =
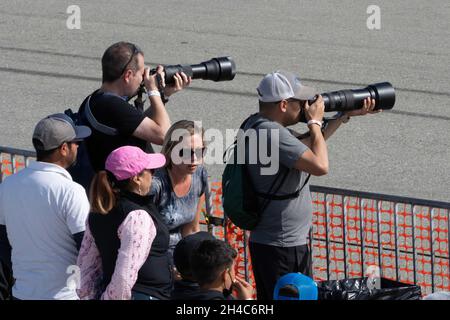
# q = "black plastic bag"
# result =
<box><xmin>317</xmin><ymin>277</ymin><xmax>421</xmax><ymax>300</ymax></box>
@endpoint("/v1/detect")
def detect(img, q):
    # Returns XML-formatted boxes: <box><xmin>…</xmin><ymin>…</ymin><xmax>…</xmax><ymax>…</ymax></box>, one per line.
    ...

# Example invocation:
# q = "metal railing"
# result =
<box><xmin>307</xmin><ymin>186</ymin><xmax>450</xmax><ymax>295</ymax></box>
<box><xmin>0</xmin><ymin>147</ymin><xmax>36</xmax><ymax>182</ymax></box>
<box><xmin>201</xmin><ymin>182</ymin><xmax>450</xmax><ymax>296</ymax></box>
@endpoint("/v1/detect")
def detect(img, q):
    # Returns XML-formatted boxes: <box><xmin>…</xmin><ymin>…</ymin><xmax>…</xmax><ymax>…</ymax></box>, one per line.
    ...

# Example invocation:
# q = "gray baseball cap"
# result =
<box><xmin>257</xmin><ymin>70</ymin><xmax>317</xmax><ymax>102</ymax></box>
<box><xmin>32</xmin><ymin>113</ymin><xmax>92</xmax><ymax>151</ymax></box>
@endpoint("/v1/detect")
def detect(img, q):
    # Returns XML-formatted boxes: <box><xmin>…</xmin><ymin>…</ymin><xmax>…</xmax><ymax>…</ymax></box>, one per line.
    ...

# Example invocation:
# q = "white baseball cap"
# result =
<box><xmin>257</xmin><ymin>70</ymin><xmax>317</xmax><ymax>102</ymax></box>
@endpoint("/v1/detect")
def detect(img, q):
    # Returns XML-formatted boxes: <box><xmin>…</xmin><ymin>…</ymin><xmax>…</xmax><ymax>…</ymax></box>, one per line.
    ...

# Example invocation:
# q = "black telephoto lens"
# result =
<box><xmin>160</xmin><ymin>56</ymin><xmax>236</xmax><ymax>85</ymax></box>
<box><xmin>308</xmin><ymin>82</ymin><xmax>395</xmax><ymax>112</ymax></box>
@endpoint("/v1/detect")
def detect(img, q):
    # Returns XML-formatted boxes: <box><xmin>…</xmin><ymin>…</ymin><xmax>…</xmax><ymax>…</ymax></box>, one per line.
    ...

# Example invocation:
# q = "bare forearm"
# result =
<box><xmin>322</xmin><ymin>117</ymin><xmax>345</xmax><ymax>140</ymax></box>
<box><xmin>299</xmin><ymin>115</ymin><xmax>348</xmax><ymax>147</ymax></box>
<box><xmin>181</xmin><ymin>209</ymin><xmax>201</xmax><ymax>237</ymax></box>
<box><xmin>144</xmin><ymin>96</ymin><xmax>171</xmax><ymax>135</ymax></box>
<box><xmin>181</xmin><ymin>221</ymin><xmax>200</xmax><ymax>237</ymax></box>
<box><xmin>309</xmin><ymin>125</ymin><xmax>328</xmax><ymax>169</ymax></box>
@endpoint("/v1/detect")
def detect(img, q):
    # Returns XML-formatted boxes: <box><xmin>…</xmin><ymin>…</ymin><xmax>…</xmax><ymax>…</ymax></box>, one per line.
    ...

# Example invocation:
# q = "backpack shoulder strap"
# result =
<box><xmin>258</xmin><ymin>173</ymin><xmax>311</xmax><ymax>201</ymax></box>
<box><xmin>239</xmin><ymin>114</ymin><xmax>290</xmax><ymax>211</ymax></box>
<box><xmin>83</xmin><ymin>95</ymin><xmax>119</xmax><ymax>136</ymax></box>
<box><xmin>242</xmin><ymin>115</ymin><xmax>311</xmax><ymax>208</ymax></box>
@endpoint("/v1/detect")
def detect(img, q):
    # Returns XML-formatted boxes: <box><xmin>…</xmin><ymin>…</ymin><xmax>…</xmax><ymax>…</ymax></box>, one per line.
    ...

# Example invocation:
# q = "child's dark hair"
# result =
<box><xmin>190</xmin><ymin>239</ymin><xmax>237</xmax><ymax>286</ymax></box>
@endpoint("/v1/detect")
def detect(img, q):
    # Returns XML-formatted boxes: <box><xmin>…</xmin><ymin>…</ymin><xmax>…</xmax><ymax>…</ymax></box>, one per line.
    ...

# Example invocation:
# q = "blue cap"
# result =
<box><xmin>273</xmin><ymin>273</ymin><xmax>318</xmax><ymax>300</ymax></box>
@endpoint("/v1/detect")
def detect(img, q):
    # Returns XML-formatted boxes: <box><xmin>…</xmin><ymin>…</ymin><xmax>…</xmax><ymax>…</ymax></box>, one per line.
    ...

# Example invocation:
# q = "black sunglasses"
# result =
<box><xmin>179</xmin><ymin>147</ymin><xmax>206</xmax><ymax>159</ymax></box>
<box><xmin>287</xmin><ymin>98</ymin><xmax>306</xmax><ymax>107</ymax></box>
<box><xmin>119</xmin><ymin>44</ymin><xmax>139</xmax><ymax>77</ymax></box>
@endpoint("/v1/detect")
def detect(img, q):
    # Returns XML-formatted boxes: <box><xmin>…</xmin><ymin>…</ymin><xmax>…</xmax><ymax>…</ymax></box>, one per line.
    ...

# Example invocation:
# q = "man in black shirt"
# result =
<box><xmin>79</xmin><ymin>41</ymin><xmax>191</xmax><ymax>172</ymax></box>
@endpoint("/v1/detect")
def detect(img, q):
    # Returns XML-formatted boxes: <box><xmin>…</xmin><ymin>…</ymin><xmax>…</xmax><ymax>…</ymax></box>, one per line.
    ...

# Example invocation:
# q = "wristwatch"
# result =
<box><xmin>307</xmin><ymin>119</ymin><xmax>323</xmax><ymax>128</ymax></box>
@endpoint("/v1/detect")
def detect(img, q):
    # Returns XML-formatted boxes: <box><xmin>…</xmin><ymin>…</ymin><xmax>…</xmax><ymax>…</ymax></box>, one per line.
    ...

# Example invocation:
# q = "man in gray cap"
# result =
<box><xmin>0</xmin><ymin>113</ymin><xmax>91</xmax><ymax>300</ymax></box>
<box><xmin>235</xmin><ymin>70</ymin><xmax>379</xmax><ymax>300</ymax></box>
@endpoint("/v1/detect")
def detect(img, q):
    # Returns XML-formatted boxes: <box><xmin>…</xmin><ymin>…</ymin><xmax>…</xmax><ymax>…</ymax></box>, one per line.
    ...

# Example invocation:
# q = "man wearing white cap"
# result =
<box><xmin>243</xmin><ymin>70</ymin><xmax>378</xmax><ymax>300</ymax></box>
<box><xmin>0</xmin><ymin>113</ymin><xmax>91</xmax><ymax>300</ymax></box>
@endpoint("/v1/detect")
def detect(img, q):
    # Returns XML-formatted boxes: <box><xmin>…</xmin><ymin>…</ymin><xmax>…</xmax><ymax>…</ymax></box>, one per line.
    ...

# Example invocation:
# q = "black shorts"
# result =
<box><xmin>249</xmin><ymin>241</ymin><xmax>312</xmax><ymax>300</ymax></box>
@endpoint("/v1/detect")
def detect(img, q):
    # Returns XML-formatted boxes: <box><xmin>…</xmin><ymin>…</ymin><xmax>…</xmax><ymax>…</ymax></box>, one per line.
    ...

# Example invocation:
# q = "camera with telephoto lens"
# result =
<box><xmin>150</xmin><ymin>56</ymin><xmax>236</xmax><ymax>84</ymax></box>
<box><xmin>132</xmin><ymin>56</ymin><xmax>236</xmax><ymax>110</ymax></box>
<box><xmin>299</xmin><ymin>82</ymin><xmax>396</xmax><ymax>123</ymax></box>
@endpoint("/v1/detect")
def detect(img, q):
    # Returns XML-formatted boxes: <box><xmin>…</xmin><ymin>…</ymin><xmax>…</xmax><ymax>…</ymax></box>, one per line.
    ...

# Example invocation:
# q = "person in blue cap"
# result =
<box><xmin>273</xmin><ymin>273</ymin><xmax>318</xmax><ymax>300</ymax></box>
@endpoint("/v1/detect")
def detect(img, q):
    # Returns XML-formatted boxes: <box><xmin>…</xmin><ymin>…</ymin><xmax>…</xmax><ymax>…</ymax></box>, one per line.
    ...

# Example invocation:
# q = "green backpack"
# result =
<box><xmin>222</xmin><ymin>117</ymin><xmax>309</xmax><ymax>230</ymax></box>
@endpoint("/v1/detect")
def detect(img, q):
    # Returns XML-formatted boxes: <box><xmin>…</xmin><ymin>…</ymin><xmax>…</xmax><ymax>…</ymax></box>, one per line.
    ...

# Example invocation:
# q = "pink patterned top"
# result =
<box><xmin>76</xmin><ymin>210</ymin><xmax>156</xmax><ymax>300</ymax></box>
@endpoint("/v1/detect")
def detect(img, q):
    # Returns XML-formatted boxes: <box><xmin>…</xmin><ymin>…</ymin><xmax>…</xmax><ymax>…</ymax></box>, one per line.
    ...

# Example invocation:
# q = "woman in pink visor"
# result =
<box><xmin>76</xmin><ymin>146</ymin><xmax>171</xmax><ymax>300</ymax></box>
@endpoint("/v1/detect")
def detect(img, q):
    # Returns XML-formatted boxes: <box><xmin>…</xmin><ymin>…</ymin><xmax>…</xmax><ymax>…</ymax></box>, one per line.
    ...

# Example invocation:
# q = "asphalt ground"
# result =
<box><xmin>0</xmin><ymin>0</ymin><xmax>449</xmax><ymax>202</ymax></box>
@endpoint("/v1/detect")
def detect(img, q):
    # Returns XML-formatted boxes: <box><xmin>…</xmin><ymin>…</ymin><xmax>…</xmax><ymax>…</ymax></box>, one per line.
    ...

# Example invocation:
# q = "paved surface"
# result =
<box><xmin>0</xmin><ymin>0</ymin><xmax>449</xmax><ymax>202</ymax></box>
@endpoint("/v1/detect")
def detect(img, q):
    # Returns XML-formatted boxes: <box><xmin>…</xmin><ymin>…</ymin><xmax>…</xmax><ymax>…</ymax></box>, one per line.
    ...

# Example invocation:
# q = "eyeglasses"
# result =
<box><xmin>119</xmin><ymin>44</ymin><xmax>139</xmax><ymax>77</ymax></box>
<box><xmin>179</xmin><ymin>147</ymin><xmax>206</xmax><ymax>160</ymax></box>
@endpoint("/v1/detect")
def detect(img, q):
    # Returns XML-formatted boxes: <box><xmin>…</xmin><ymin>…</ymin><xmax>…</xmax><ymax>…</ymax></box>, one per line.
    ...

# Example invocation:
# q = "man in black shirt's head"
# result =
<box><xmin>97</xmin><ymin>41</ymin><xmax>191</xmax><ymax>145</ymax></box>
<box><xmin>101</xmin><ymin>42</ymin><xmax>146</xmax><ymax>97</ymax></box>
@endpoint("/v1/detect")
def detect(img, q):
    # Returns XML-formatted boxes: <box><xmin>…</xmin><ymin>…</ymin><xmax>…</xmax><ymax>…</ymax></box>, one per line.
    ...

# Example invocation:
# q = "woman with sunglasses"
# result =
<box><xmin>150</xmin><ymin>120</ymin><xmax>211</xmax><ymax>264</ymax></box>
<box><xmin>77</xmin><ymin>146</ymin><xmax>172</xmax><ymax>300</ymax></box>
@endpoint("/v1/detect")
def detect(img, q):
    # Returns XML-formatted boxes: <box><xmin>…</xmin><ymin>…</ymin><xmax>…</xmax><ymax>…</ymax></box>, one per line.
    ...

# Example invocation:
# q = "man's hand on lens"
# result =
<box><xmin>305</xmin><ymin>94</ymin><xmax>325</xmax><ymax>122</ymax></box>
<box><xmin>345</xmin><ymin>98</ymin><xmax>381</xmax><ymax>117</ymax></box>
<box><xmin>164</xmin><ymin>72</ymin><xmax>192</xmax><ymax>97</ymax></box>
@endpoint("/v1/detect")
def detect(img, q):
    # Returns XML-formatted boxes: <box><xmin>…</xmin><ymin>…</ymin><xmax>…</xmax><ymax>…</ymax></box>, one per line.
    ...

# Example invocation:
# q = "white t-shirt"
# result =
<box><xmin>0</xmin><ymin>161</ymin><xmax>90</xmax><ymax>300</ymax></box>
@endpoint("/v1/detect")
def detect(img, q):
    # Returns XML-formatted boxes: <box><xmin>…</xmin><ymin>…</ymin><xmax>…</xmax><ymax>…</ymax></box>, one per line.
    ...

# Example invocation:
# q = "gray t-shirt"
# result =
<box><xmin>242</xmin><ymin>113</ymin><xmax>312</xmax><ymax>247</ymax></box>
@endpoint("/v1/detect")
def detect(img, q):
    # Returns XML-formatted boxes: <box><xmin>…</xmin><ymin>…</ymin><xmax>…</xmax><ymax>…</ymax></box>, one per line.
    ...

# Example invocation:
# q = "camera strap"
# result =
<box><xmin>155</xmin><ymin>74</ymin><xmax>169</xmax><ymax>104</ymax></box>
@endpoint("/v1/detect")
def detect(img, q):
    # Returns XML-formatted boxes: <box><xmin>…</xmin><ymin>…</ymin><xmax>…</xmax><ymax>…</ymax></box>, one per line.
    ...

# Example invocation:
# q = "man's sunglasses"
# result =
<box><xmin>287</xmin><ymin>98</ymin><xmax>307</xmax><ymax>108</ymax></box>
<box><xmin>119</xmin><ymin>44</ymin><xmax>139</xmax><ymax>77</ymax></box>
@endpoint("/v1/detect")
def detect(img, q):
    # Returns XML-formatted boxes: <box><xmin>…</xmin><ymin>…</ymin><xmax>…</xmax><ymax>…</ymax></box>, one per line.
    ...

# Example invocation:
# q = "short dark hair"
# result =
<box><xmin>173</xmin><ymin>232</ymin><xmax>215</xmax><ymax>279</ymax></box>
<box><xmin>191</xmin><ymin>239</ymin><xmax>237</xmax><ymax>286</ymax></box>
<box><xmin>33</xmin><ymin>138</ymin><xmax>58</xmax><ymax>161</ymax></box>
<box><xmin>101</xmin><ymin>41</ymin><xmax>143</xmax><ymax>83</ymax></box>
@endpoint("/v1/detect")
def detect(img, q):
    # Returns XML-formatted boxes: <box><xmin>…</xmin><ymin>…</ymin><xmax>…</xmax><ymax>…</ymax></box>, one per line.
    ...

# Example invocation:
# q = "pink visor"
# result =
<box><xmin>105</xmin><ymin>146</ymin><xmax>166</xmax><ymax>181</ymax></box>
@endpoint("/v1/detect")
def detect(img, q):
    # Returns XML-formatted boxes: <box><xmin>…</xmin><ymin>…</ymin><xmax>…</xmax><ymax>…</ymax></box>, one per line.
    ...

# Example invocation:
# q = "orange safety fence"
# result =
<box><xmin>197</xmin><ymin>184</ymin><xmax>450</xmax><ymax>296</ymax></box>
<box><xmin>1</xmin><ymin>148</ymin><xmax>35</xmax><ymax>182</ymax></box>
<box><xmin>2</xmin><ymin>147</ymin><xmax>450</xmax><ymax>297</ymax></box>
